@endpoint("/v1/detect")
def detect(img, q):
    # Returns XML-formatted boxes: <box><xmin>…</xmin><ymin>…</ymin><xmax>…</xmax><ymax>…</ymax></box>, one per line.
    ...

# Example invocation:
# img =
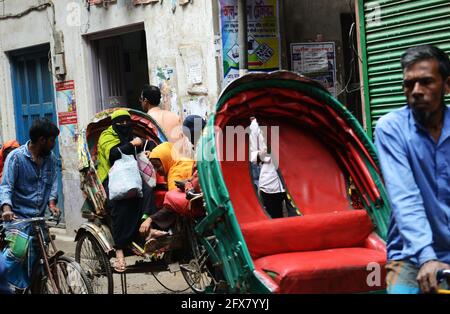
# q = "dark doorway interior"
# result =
<box><xmin>93</xmin><ymin>30</ymin><xmax>149</xmax><ymax>111</ymax></box>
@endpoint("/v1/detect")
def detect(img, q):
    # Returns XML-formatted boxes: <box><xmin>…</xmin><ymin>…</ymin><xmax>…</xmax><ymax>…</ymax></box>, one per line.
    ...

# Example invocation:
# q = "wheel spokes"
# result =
<box><xmin>78</xmin><ymin>237</ymin><xmax>110</xmax><ymax>294</ymax></box>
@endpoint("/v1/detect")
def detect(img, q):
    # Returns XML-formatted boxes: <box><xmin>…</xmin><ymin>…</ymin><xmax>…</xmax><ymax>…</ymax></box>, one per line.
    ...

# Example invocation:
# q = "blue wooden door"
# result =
<box><xmin>11</xmin><ymin>46</ymin><xmax>65</xmax><ymax>217</ymax></box>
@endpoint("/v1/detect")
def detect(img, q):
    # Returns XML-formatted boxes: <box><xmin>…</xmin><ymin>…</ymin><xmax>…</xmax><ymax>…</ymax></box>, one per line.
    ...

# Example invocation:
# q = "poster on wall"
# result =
<box><xmin>151</xmin><ymin>65</ymin><xmax>179</xmax><ymax>114</ymax></box>
<box><xmin>181</xmin><ymin>96</ymin><xmax>210</xmax><ymax>120</ymax></box>
<box><xmin>290</xmin><ymin>42</ymin><xmax>337</xmax><ymax>96</ymax></box>
<box><xmin>219</xmin><ymin>0</ymin><xmax>281</xmax><ymax>88</ymax></box>
<box><xmin>56</xmin><ymin>80</ymin><xmax>78</xmax><ymax>147</ymax></box>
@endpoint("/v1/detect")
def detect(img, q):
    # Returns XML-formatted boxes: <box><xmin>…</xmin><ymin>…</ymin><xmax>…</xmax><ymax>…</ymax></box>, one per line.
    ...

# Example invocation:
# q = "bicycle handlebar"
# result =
<box><xmin>0</xmin><ymin>214</ymin><xmax>61</xmax><ymax>227</ymax></box>
<box><xmin>437</xmin><ymin>269</ymin><xmax>450</xmax><ymax>282</ymax></box>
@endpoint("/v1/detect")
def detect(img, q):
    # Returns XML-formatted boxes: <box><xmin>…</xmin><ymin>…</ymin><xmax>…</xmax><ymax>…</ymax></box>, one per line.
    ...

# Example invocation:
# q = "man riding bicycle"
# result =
<box><xmin>0</xmin><ymin>118</ymin><xmax>60</xmax><ymax>291</ymax></box>
<box><xmin>375</xmin><ymin>45</ymin><xmax>450</xmax><ymax>293</ymax></box>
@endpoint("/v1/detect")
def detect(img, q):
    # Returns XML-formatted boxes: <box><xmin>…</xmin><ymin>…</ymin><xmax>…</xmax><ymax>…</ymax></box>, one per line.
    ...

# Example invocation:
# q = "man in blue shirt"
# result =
<box><xmin>0</xmin><ymin>118</ymin><xmax>60</xmax><ymax>290</ymax></box>
<box><xmin>375</xmin><ymin>45</ymin><xmax>450</xmax><ymax>294</ymax></box>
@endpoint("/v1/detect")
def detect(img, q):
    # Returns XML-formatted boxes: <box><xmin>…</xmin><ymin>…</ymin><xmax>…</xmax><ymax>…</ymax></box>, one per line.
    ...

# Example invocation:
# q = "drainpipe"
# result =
<box><xmin>238</xmin><ymin>0</ymin><xmax>248</xmax><ymax>77</ymax></box>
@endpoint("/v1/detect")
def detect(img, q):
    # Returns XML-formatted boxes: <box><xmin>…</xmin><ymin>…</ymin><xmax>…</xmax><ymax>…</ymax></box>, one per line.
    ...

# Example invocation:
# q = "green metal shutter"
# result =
<box><xmin>358</xmin><ymin>0</ymin><xmax>450</xmax><ymax>138</ymax></box>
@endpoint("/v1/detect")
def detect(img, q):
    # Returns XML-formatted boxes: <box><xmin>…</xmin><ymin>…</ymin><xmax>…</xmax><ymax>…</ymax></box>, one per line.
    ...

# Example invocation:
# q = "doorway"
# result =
<box><xmin>90</xmin><ymin>28</ymin><xmax>149</xmax><ymax>112</ymax></box>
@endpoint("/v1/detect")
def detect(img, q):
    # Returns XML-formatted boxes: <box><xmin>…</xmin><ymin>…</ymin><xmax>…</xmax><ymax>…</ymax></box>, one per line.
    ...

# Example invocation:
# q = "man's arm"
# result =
<box><xmin>0</xmin><ymin>154</ymin><xmax>18</xmax><ymax>220</ymax></box>
<box><xmin>374</xmin><ymin>123</ymin><xmax>437</xmax><ymax>265</ymax></box>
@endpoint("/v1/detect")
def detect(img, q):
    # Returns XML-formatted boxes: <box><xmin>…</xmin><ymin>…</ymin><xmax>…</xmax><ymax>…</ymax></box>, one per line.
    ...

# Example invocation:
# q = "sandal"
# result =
<box><xmin>114</xmin><ymin>256</ymin><xmax>127</xmax><ymax>273</ymax></box>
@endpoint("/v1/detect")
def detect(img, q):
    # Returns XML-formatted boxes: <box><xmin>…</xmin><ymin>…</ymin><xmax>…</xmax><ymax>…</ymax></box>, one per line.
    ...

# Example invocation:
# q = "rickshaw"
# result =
<box><xmin>74</xmin><ymin>109</ymin><xmax>216</xmax><ymax>294</ymax></box>
<box><xmin>75</xmin><ymin>71</ymin><xmax>392</xmax><ymax>294</ymax></box>
<box><xmin>194</xmin><ymin>71</ymin><xmax>391</xmax><ymax>293</ymax></box>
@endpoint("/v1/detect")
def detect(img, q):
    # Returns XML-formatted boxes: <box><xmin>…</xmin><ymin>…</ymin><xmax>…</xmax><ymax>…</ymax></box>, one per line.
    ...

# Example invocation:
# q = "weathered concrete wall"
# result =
<box><xmin>0</xmin><ymin>1</ymin><xmax>54</xmax><ymax>142</ymax></box>
<box><xmin>0</xmin><ymin>0</ymin><xmax>219</xmax><ymax>235</ymax></box>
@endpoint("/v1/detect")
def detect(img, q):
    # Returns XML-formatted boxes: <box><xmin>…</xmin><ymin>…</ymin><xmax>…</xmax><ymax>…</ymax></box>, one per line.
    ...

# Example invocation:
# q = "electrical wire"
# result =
<box><xmin>46</xmin><ymin>0</ymin><xmax>56</xmax><ymax>28</ymax></box>
<box><xmin>337</xmin><ymin>22</ymin><xmax>357</xmax><ymax>97</ymax></box>
<box><xmin>337</xmin><ymin>0</ymin><xmax>364</xmax><ymax>97</ymax></box>
<box><xmin>349</xmin><ymin>0</ymin><xmax>363</xmax><ymax>63</ymax></box>
<box><xmin>0</xmin><ymin>2</ymin><xmax>51</xmax><ymax>20</ymax></box>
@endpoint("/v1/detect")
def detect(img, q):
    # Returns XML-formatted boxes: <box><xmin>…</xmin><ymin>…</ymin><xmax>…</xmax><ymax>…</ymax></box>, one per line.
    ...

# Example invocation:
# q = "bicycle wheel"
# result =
<box><xmin>75</xmin><ymin>232</ymin><xmax>113</xmax><ymax>294</ymax></box>
<box><xmin>180</xmin><ymin>258</ymin><xmax>213</xmax><ymax>293</ymax></box>
<box><xmin>43</xmin><ymin>256</ymin><xmax>93</xmax><ymax>294</ymax></box>
<box><xmin>180</xmin><ymin>227</ymin><xmax>215</xmax><ymax>293</ymax></box>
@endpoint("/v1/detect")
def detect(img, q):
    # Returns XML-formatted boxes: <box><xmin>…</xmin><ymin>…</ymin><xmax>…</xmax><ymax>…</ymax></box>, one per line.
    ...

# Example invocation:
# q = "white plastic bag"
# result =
<box><xmin>108</xmin><ymin>148</ymin><xmax>143</xmax><ymax>200</ymax></box>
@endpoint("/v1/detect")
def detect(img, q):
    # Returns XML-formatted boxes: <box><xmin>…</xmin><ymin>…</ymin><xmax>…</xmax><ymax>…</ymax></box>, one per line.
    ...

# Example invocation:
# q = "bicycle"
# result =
<box><xmin>0</xmin><ymin>216</ymin><xmax>94</xmax><ymax>294</ymax></box>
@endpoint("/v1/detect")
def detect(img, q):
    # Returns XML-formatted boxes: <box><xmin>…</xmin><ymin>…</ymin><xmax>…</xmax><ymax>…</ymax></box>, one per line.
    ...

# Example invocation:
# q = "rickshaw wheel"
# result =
<box><xmin>180</xmin><ymin>258</ymin><xmax>213</xmax><ymax>293</ymax></box>
<box><xmin>75</xmin><ymin>232</ymin><xmax>114</xmax><ymax>294</ymax></box>
<box><xmin>179</xmin><ymin>229</ymin><xmax>215</xmax><ymax>294</ymax></box>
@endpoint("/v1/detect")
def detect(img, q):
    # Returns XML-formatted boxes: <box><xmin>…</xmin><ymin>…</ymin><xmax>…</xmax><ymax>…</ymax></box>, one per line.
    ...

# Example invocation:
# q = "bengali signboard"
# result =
<box><xmin>291</xmin><ymin>42</ymin><xmax>337</xmax><ymax>96</ymax></box>
<box><xmin>56</xmin><ymin>81</ymin><xmax>78</xmax><ymax>146</ymax></box>
<box><xmin>219</xmin><ymin>0</ymin><xmax>281</xmax><ymax>88</ymax></box>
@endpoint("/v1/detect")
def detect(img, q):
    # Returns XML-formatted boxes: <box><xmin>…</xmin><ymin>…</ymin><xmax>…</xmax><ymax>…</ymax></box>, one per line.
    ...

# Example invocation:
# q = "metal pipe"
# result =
<box><xmin>238</xmin><ymin>0</ymin><xmax>248</xmax><ymax>76</ymax></box>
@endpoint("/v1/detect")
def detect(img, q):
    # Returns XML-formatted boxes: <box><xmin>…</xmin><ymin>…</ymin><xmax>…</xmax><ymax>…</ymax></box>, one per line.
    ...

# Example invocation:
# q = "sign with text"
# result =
<box><xmin>219</xmin><ymin>0</ymin><xmax>280</xmax><ymax>88</ymax></box>
<box><xmin>56</xmin><ymin>80</ymin><xmax>78</xmax><ymax>147</ymax></box>
<box><xmin>291</xmin><ymin>42</ymin><xmax>337</xmax><ymax>96</ymax></box>
<box><xmin>57</xmin><ymin>111</ymin><xmax>78</xmax><ymax>125</ymax></box>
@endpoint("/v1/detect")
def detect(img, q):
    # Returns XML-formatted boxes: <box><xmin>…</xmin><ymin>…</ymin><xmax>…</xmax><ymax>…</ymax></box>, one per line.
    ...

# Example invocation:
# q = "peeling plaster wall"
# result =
<box><xmin>0</xmin><ymin>0</ymin><xmax>219</xmax><ymax>235</ymax></box>
<box><xmin>0</xmin><ymin>0</ymin><xmax>56</xmax><ymax>142</ymax></box>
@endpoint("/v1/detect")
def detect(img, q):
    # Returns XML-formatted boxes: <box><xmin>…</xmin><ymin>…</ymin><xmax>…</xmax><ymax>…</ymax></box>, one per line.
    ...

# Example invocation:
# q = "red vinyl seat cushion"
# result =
<box><xmin>163</xmin><ymin>189</ymin><xmax>204</xmax><ymax>218</ymax></box>
<box><xmin>254</xmin><ymin>248</ymin><xmax>386</xmax><ymax>293</ymax></box>
<box><xmin>241</xmin><ymin>210</ymin><xmax>374</xmax><ymax>259</ymax></box>
<box><xmin>242</xmin><ymin>210</ymin><xmax>386</xmax><ymax>293</ymax></box>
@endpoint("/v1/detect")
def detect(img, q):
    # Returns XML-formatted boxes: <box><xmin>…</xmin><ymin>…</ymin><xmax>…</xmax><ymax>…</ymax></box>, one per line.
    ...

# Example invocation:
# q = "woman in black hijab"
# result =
<box><xmin>98</xmin><ymin>109</ymin><xmax>157</xmax><ymax>272</ymax></box>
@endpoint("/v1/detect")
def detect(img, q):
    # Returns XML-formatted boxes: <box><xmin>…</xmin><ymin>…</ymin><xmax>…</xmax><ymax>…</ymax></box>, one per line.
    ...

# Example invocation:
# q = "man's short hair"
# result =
<box><xmin>401</xmin><ymin>45</ymin><xmax>450</xmax><ymax>80</ymax></box>
<box><xmin>29</xmin><ymin>118</ymin><xmax>60</xmax><ymax>143</ymax></box>
<box><xmin>142</xmin><ymin>85</ymin><xmax>161</xmax><ymax>106</ymax></box>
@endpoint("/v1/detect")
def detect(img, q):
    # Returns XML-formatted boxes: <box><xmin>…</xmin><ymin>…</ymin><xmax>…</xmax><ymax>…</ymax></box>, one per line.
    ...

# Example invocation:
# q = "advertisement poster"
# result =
<box><xmin>291</xmin><ymin>42</ymin><xmax>337</xmax><ymax>96</ymax></box>
<box><xmin>219</xmin><ymin>0</ymin><xmax>280</xmax><ymax>88</ymax></box>
<box><xmin>151</xmin><ymin>65</ymin><xmax>179</xmax><ymax>115</ymax></box>
<box><xmin>56</xmin><ymin>80</ymin><xmax>78</xmax><ymax>146</ymax></box>
<box><xmin>181</xmin><ymin>96</ymin><xmax>210</xmax><ymax>120</ymax></box>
